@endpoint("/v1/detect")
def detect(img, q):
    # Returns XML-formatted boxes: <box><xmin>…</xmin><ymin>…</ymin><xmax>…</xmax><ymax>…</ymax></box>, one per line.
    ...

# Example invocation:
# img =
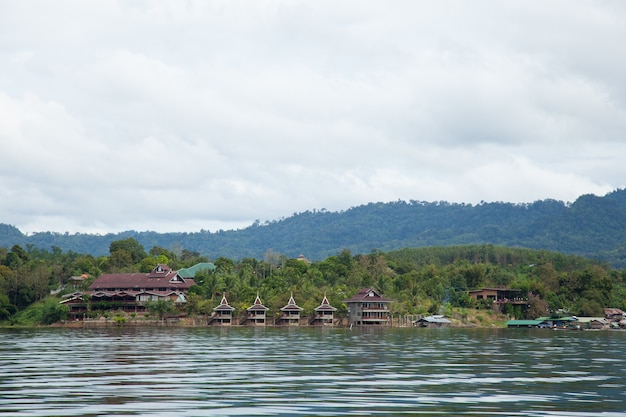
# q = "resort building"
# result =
<box><xmin>468</xmin><ymin>288</ymin><xmax>528</xmax><ymax>313</ymax></box>
<box><xmin>310</xmin><ymin>295</ymin><xmax>337</xmax><ymax>326</ymax></box>
<box><xmin>61</xmin><ymin>264</ymin><xmax>195</xmax><ymax>320</ymax></box>
<box><xmin>344</xmin><ymin>287</ymin><xmax>392</xmax><ymax>326</ymax></box>
<box><xmin>276</xmin><ymin>294</ymin><xmax>303</xmax><ymax>326</ymax></box>
<box><xmin>468</xmin><ymin>288</ymin><xmax>525</xmax><ymax>303</ymax></box>
<box><xmin>208</xmin><ymin>294</ymin><xmax>235</xmax><ymax>326</ymax></box>
<box><xmin>241</xmin><ymin>294</ymin><xmax>269</xmax><ymax>326</ymax></box>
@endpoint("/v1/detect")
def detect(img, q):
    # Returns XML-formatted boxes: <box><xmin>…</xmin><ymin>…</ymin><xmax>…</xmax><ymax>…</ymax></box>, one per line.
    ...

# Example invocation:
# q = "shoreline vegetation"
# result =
<box><xmin>2</xmin><ymin>241</ymin><xmax>626</xmax><ymax>329</ymax></box>
<box><xmin>0</xmin><ymin>307</ymin><xmax>524</xmax><ymax>329</ymax></box>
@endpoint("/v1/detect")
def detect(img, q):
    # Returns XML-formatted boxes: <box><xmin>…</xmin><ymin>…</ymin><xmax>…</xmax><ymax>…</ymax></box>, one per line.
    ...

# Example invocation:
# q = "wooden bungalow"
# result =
<box><xmin>344</xmin><ymin>287</ymin><xmax>392</xmax><ymax>326</ymax></box>
<box><xmin>241</xmin><ymin>295</ymin><xmax>269</xmax><ymax>326</ymax></box>
<box><xmin>276</xmin><ymin>294</ymin><xmax>303</xmax><ymax>326</ymax></box>
<box><xmin>208</xmin><ymin>294</ymin><xmax>235</xmax><ymax>326</ymax></box>
<box><xmin>310</xmin><ymin>295</ymin><xmax>337</xmax><ymax>326</ymax></box>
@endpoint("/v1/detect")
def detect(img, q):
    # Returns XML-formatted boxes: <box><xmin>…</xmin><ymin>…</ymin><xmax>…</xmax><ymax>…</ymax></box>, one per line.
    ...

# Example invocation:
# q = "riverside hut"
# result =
<box><xmin>208</xmin><ymin>294</ymin><xmax>235</xmax><ymax>326</ymax></box>
<box><xmin>241</xmin><ymin>294</ymin><xmax>269</xmax><ymax>326</ymax></box>
<box><xmin>276</xmin><ymin>294</ymin><xmax>303</xmax><ymax>326</ymax></box>
<box><xmin>310</xmin><ymin>295</ymin><xmax>337</xmax><ymax>326</ymax></box>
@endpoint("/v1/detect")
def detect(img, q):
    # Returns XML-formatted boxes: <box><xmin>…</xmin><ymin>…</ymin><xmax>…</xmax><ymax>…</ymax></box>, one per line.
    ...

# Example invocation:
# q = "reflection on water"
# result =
<box><xmin>1</xmin><ymin>327</ymin><xmax>626</xmax><ymax>416</ymax></box>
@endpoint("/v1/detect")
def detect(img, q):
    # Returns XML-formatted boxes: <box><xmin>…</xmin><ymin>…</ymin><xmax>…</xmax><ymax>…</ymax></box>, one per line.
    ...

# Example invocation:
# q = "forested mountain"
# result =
<box><xmin>2</xmin><ymin>189</ymin><xmax>626</xmax><ymax>267</ymax></box>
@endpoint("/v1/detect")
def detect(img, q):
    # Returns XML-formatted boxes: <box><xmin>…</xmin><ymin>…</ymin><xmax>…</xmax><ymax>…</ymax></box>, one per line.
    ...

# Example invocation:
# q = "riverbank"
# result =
<box><xmin>2</xmin><ymin>306</ymin><xmax>511</xmax><ymax>328</ymax></box>
<box><xmin>38</xmin><ymin>307</ymin><xmax>508</xmax><ymax>328</ymax></box>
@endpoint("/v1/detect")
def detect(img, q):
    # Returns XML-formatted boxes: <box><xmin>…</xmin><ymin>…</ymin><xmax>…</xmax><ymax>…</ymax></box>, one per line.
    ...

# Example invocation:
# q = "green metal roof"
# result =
<box><xmin>506</xmin><ymin>320</ymin><xmax>544</xmax><ymax>327</ymax></box>
<box><xmin>177</xmin><ymin>262</ymin><xmax>216</xmax><ymax>278</ymax></box>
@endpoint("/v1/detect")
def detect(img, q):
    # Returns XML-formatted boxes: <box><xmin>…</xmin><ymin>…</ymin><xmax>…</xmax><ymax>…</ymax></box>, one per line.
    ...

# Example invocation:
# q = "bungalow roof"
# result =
<box><xmin>315</xmin><ymin>295</ymin><xmax>337</xmax><ymax>312</ymax></box>
<box><xmin>280</xmin><ymin>294</ymin><xmax>303</xmax><ymax>311</ymax></box>
<box><xmin>214</xmin><ymin>294</ymin><xmax>235</xmax><ymax>311</ymax></box>
<box><xmin>343</xmin><ymin>287</ymin><xmax>392</xmax><ymax>303</ymax></box>
<box><xmin>247</xmin><ymin>295</ymin><xmax>269</xmax><ymax>311</ymax></box>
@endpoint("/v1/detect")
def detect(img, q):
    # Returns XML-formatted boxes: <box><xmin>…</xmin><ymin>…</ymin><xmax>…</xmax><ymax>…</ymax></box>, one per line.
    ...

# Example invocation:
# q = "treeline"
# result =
<box><xmin>3</xmin><ymin>189</ymin><xmax>626</xmax><ymax>267</ymax></box>
<box><xmin>1</xmin><ymin>240</ymin><xmax>625</xmax><ymax>325</ymax></box>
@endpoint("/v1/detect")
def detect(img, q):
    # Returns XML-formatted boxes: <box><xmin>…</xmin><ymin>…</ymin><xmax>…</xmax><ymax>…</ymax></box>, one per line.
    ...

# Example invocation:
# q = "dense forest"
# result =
<box><xmin>1</xmin><ymin>238</ymin><xmax>624</xmax><ymax>326</ymax></box>
<box><xmin>2</xmin><ymin>189</ymin><xmax>626</xmax><ymax>267</ymax></box>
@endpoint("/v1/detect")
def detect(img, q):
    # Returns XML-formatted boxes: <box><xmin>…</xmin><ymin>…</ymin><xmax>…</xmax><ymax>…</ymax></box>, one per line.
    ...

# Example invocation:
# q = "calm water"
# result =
<box><xmin>1</xmin><ymin>327</ymin><xmax>626</xmax><ymax>416</ymax></box>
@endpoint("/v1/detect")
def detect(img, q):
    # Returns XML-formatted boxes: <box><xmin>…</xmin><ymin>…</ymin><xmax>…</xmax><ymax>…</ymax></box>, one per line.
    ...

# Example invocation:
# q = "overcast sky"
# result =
<box><xmin>1</xmin><ymin>1</ymin><xmax>625</xmax><ymax>235</ymax></box>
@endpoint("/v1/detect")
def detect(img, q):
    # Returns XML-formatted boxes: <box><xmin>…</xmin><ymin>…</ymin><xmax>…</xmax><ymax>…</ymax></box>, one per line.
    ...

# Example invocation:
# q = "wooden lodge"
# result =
<box><xmin>61</xmin><ymin>264</ymin><xmax>195</xmax><ymax>320</ymax></box>
<box><xmin>344</xmin><ymin>287</ymin><xmax>392</xmax><ymax>327</ymax></box>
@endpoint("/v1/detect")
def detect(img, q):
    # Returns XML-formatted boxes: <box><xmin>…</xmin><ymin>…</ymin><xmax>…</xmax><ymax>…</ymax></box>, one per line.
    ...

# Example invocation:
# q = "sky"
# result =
<box><xmin>1</xmin><ymin>1</ymin><xmax>625</xmax><ymax>235</ymax></box>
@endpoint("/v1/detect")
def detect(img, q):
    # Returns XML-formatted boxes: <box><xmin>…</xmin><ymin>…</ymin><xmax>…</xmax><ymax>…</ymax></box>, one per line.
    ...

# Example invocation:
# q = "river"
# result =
<box><xmin>1</xmin><ymin>327</ymin><xmax>625</xmax><ymax>416</ymax></box>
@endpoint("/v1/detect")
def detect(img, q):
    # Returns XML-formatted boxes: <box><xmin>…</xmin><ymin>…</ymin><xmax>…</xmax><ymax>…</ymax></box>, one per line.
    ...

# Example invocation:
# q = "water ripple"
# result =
<box><xmin>1</xmin><ymin>327</ymin><xmax>626</xmax><ymax>416</ymax></box>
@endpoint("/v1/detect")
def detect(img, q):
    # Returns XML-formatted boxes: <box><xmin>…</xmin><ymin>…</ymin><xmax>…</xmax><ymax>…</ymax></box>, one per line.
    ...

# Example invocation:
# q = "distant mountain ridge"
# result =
<box><xmin>2</xmin><ymin>189</ymin><xmax>626</xmax><ymax>267</ymax></box>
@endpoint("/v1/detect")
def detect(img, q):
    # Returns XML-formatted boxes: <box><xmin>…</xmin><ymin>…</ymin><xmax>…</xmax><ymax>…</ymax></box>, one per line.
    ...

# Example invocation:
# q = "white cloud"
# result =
<box><xmin>1</xmin><ymin>0</ymin><xmax>625</xmax><ymax>234</ymax></box>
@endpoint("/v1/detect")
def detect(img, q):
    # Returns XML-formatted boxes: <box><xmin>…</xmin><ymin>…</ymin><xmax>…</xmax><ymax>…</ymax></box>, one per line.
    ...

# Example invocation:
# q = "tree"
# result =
<box><xmin>109</xmin><ymin>250</ymin><xmax>133</xmax><ymax>271</ymax></box>
<box><xmin>146</xmin><ymin>299</ymin><xmax>175</xmax><ymax>321</ymax></box>
<box><xmin>526</xmin><ymin>293</ymin><xmax>549</xmax><ymax>319</ymax></box>
<box><xmin>0</xmin><ymin>293</ymin><xmax>15</xmax><ymax>320</ymax></box>
<box><xmin>109</xmin><ymin>238</ymin><xmax>146</xmax><ymax>264</ymax></box>
<box><xmin>41</xmin><ymin>299</ymin><xmax>69</xmax><ymax>324</ymax></box>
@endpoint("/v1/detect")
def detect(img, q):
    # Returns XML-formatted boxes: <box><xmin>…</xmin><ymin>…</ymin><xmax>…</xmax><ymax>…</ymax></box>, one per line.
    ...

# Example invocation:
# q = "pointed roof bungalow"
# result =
<box><xmin>344</xmin><ymin>287</ymin><xmax>393</xmax><ymax>326</ymax></box>
<box><xmin>310</xmin><ymin>295</ymin><xmax>337</xmax><ymax>326</ymax></box>
<box><xmin>277</xmin><ymin>293</ymin><xmax>304</xmax><ymax>326</ymax></box>
<box><xmin>208</xmin><ymin>294</ymin><xmax>235</xmax><ymax>326</ymax></box>
<box><xmin>242</xmin><ymin>294</ymin><xmax>269</xmax><ymax>326</ymax></box>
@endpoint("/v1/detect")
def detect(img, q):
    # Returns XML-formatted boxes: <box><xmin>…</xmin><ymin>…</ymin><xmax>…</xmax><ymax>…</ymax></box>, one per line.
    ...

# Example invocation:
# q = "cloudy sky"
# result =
<box><xmin>1</xmin><ymin>1</ymin><xmax>625</xmax><ymax>234</ymax></box>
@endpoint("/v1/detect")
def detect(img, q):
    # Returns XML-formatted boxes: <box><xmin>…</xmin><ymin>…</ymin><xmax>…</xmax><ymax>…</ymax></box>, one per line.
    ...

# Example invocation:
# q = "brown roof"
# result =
<box><xmin>280</xmin><ymin>294</ymin><xmax>303</xmax><ymax>312</ymax></box>
<box><xmin>343</xmin><ymin>287</ymin><xmax>392</xmax><ymax>303</ymax></box>
<box><xmin>315</xmin><ymin>295</ymin><xmax>337</xmax><ymax>312</ymax></box>
<box><xmin>89</xmin><ymin>265</ymin><xmax>195</xmax><ymax>291</ymax></box>
<box><xmin>91</xmin><ymin>290</ymin><xmax>184</xmax><ymax>298</ymax></box>
<box><xmin>247</xmin><ymin>295</ymin><xmax>269</xmax><ymax>311</ymax></box>
<box><xmin>214</xmin><ymin>294</ymin><xmax>235</xmax><ymax>311</ymax></box>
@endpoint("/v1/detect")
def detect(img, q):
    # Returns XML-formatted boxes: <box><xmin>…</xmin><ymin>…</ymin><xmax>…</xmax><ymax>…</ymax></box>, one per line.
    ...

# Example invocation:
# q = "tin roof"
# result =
<box><xmin>506</xmin><ymin>320</ymin><xmax>544</xmax><ymax>327</ymax></box>
<box><xmin>420</xmin><ymin>315</ymin><xmax>451</xmax><ymax>324</ymax></box>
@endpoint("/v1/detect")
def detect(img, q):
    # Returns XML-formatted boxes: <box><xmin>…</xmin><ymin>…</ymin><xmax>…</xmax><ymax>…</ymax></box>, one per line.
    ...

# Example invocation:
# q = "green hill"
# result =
<box><xmin>2</xmin><ymin>189</ymin><xmax>626</xmax><ymax>267</ymax></box>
